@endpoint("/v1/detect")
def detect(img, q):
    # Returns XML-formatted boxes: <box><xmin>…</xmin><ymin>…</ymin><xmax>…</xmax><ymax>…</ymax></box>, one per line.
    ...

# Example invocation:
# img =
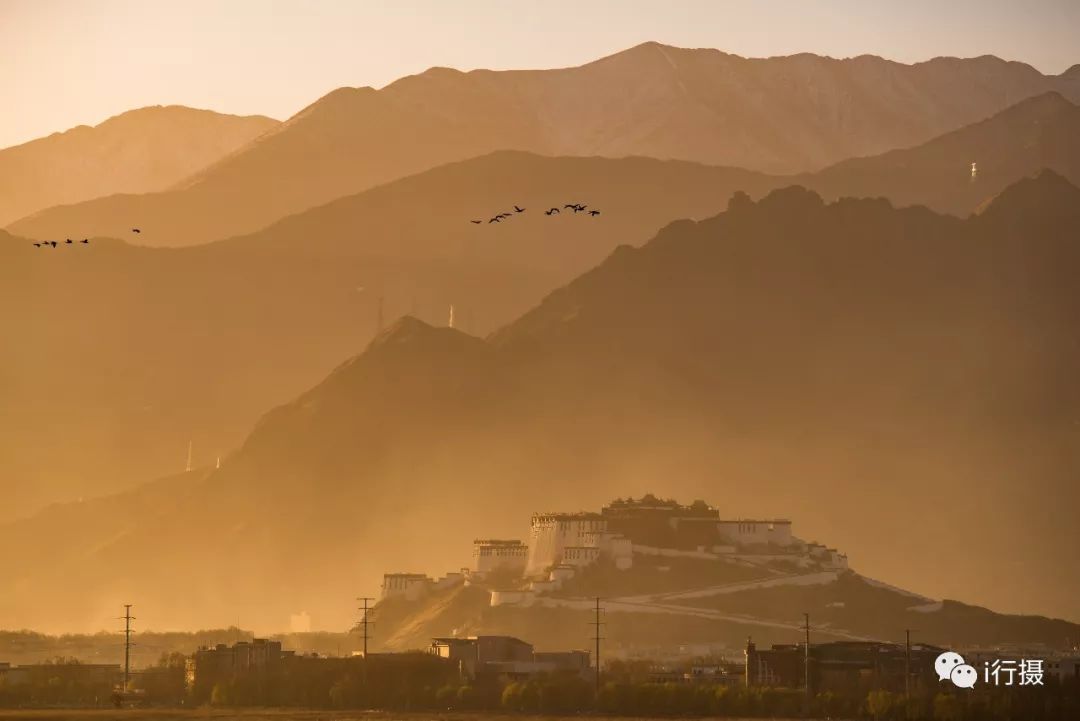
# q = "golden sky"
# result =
<box><xmin>1</xmin><ymin>0</ymin><xmax>1077</xmax><ymax>149</ymax></box>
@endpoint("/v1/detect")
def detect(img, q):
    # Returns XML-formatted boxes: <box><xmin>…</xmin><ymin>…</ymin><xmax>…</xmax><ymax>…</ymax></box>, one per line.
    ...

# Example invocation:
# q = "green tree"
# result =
<box><xmin>434</xmin><ymin>683</ymin><xmax>458</xmax><ymax>709</ymax></box>
<box><xmin>455</xmin><ymin>684</ymin><xmax>477</xmax><ymax>709</ymax></box>
<box><xmin>501</xmin><ymin>681</ymin><xmax>524</xmax><ymax>710</ymax></box>
<box><xmin>933</xmin><ymin>691</ymin><xmax>963</xmax><ymax>721</ymax></box>
<box><xmin>867</xmin><ymin>689</ymin><xmax>898</xmax><ymax>720</ymax></box>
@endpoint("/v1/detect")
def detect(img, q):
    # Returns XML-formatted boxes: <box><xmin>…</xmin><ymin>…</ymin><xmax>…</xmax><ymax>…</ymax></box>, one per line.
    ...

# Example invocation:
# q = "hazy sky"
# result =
<box><xmin>2</xmin><ymin>0</ymin><xmax>1077</xmax><ymax>149</ymax></box>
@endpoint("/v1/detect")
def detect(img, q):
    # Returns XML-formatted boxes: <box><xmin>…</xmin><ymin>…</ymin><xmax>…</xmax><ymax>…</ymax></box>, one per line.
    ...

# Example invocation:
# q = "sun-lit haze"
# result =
<box><xmin>1</xmin><ymin>0</ymin><xmax>1079</xmax><ymax>149</ymax></box>
<box><xmin>3</xmin><ymin>3</ymin><xmax>1080</xmax><ymax>704</ymax></box>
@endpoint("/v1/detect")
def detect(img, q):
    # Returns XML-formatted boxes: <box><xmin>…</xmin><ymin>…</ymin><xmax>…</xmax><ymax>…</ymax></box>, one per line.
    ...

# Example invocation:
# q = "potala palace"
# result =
<box><xmin>380</xmin><ymin>495</ymin><xmax>848</xmax><ymax>606</ymax></box>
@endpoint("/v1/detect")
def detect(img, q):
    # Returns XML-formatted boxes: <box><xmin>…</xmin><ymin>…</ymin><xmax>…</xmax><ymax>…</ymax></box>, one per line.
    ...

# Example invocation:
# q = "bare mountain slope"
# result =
<box><xmin>800</xmin><ymin>92</ymin><xmax>1080</xmax><ymax>214</ymax></box>
<box><xmin>10</xmin><ymin>43</ymin><xmax>1079</xmax><ymax>246</ymax></box>
<box><xmin>0</xmin><ymin>152</ymin><xmax>778</xmax><ymax>522</ymax></box>
<box><xmin>0</xmin><ymin>106</ymin><xmax>277</xmax><ymax>225</ymax></box>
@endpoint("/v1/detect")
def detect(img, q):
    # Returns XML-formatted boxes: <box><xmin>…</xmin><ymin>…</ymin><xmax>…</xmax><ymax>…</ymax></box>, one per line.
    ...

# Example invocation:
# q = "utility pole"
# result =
<box><xmin>905</xmin><ymin>629</ymin><xmax>913</xmax><ymax>719</ymax></box>
<box><xmin>357</xmin><ymin>596</ymin><xmax>374</xmax><ymax>691</ymax></box>
<box><xmin>120</xmin><ymin>604</ymin><xmax>135</xmax><ymax>694</ymax></box>
<box><xmin>590</xmin><ymin>597</ymin><xmax>605</xmax><ymax>695</ymax></box>
<box><xmin>357</xmin><ymin>597</ymin><xmax>374</xmax><ymax>657</ymax></box>
<box><xmin>803</xmin><ymin>612</ymin><xmax>811</xmax><ymax>710</ymax></box>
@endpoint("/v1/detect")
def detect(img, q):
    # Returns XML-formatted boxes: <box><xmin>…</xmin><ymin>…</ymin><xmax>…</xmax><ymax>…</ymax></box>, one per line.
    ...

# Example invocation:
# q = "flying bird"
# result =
<box><xmin>588</xmin><ymin>210</ymin><xmax>601</xmax><ymax>216</ymax></box>
<box><xmin>80</xmin><ymin>238</ymin><xmax>89</xmax><ymax>243</ymax></box>
<box><xmin>470</xmin><ymin>220</ymin><xmax>482</xmax><ymax>224</ymax></box>
<box><xmin>563</xmin><ymin>204</ymin><xmax>576</xmax><ymax>210</ymax></box>
<box><xmin>545</xmin><ymin>208</ymin><xmax>559</xmax><ymax>215</ymax></box>
<box><xmin>131</xmin><ymin>228</ymin><xmax>141</xmax><ymax>234</ymax></box>
<box><xmin>49</xmin><ymin>241</ymin><xmax>57</xmax><ymax>248</ymax></box>
<box><xmin>489</xmin><ymin>217</ymin><xmax>501</xmax><ymax>223</ymax></box>
<box><xmin>513</xmin><ymin>205</ymin><xmax>525</xmax><ymax>213</ymax></box>
<box><xmin>33</xmin><ymin>242</ymin><xmax>41</xmax><ymax>247</ymax></box>
<box><xmin>65</xmin><ymin>238</ymin><xmax>73</xmax><ymax>244</ymax></box>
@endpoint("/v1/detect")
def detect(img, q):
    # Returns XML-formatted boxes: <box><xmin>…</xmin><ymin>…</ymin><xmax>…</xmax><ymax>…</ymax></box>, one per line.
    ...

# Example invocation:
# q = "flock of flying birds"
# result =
<box><xmin>31</xmin><ymin>227</ymin><xmax>141</xmax><ymax>248</ymax></box>
<box><xmin>32</xmin><ymin>238</ymin><xmax>89</xmax><ymax>247</ymax></box>
<box><xmin>471</xmin><ymin>203</ymin><xmax>600</xmax><ymax>224</ymax></box>
<box><xmin>29</xmin><ymin>203</ymin><xmax>601</xmax><ymax>247</ymax></box>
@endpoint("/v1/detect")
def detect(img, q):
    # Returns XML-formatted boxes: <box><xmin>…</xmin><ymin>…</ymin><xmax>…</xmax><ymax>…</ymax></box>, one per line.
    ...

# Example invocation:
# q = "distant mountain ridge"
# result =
<box><xmin>0</xmin><ymin>106</ymin><xmax>277</xmax><ymax>226</ymax></box>
<box><xmin>9</xmin><ymin>42</ymin><xmax>1080</xmax><ymax>246</ymax></box>
<box><xmin>0</xmin><ymin>152</ymin><xmax>779</xmax><ymax>523</ymax></box>
<box><xmin>2</xmin><ymin>172</ymin><xmax>1078</xmax><ymax>632</ymax></box>
<box><xmin>5</xmin><ymin>89</ymin><xmax>1080</xmax><ymax>525</ymax></box>
<box><xmin>799</xmin><ymin>91</ymin><xmax>1080</xmax><ymax>214</ymax></box>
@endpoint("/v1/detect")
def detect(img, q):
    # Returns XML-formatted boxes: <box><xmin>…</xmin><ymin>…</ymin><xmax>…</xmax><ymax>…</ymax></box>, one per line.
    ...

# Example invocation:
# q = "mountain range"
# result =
<box><xmin>3</xmin><ymin>170</ymin><xmax>1078</xmax><ymax>632</ymax></box>
<box><xmin>799</xmin><ymin>90</ymin><xmax>1080</xmax><ymax>214</ymax></box>
<box><xmin>8</xmin><ymin>43</ymin><xmax>1080</xmax><ymax>247</ymax></box>
<box><xmin>0</xmin><ymin>152</ymin><xmax>778</xmax><ymax>521</ymax></box>
<box><xmin>4</xmin><ymin>91</ymin><xmax>1080</xmax><ymax>524</ymax></box>
<box><xmin>0</xmin><ymin>106</ymin><xmax>277</xmax><ymax>226</ymax></box>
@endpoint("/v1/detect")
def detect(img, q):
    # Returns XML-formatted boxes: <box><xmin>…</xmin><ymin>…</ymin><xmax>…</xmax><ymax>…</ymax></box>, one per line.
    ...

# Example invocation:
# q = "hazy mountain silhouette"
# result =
<box><xmin>800</xmin><ymin>92</ymin><xmax>1080</xmax><ymax>214</ymax></box>
<box><xmin>6</xmin><ymin>90</ymin><xmax>1080</xmax><ymax>520</ymax></box>
<box><xmin>0</xmin><ymin>152</ymin><xmax>778</xmax><ymax>522</ymax></box>
<box><xmin>0</xmin><ymin>106</ymin><xmax>277</xmax><ymax>226</ymax></box>
<box><xmin>9</xmin><ymin>43</ymin><xmax>1079</xmax><ymax>246</ymax></box>
<box><xmin>3</xmin><ymin>172</ymin><xmax>1078</xmax><ymax>633</ymax></box>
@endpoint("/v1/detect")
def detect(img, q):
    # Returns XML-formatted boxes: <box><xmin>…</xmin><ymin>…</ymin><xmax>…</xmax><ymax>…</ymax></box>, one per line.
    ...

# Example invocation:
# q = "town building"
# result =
<box><xmin>0</xmin><ymin>662</ymin><xmax>121</xmax><ymax>690</ymax></box>
<box><xmin>428</xmin><ymin>635</ymin><xmax>591</xmax><ymax>679</ymax></box>
<box><xmin>1045</xmin><ymin>655</ymin><xmax>1080</xmax><ymax>682</ymax></box>
<box><xmin>186</xmin><ymin>638</ymin><xmax>294</xmax><ymax>696</ymax></box>
<box><xmin>744</xmin><ymin>638</ymin><xmax>942</xmax><ymax>693</ymax></box>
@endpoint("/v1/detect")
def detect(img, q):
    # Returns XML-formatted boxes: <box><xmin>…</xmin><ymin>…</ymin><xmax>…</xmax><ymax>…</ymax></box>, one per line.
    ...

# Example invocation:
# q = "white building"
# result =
<box><xmin>562</xmin><ymin>546</ymin><xmax>601</xmax><ymax>567</ymax></box>
<box><xmin>472</xmin><ymin>539</ymin><xmax>528</xmax><ymax>576</ymax></box>
<box><xmin>582</xmin><ymin>529</ymin><xmax>634</xmax><ymax>569</ymax></box>
<box><xmin>716</xmin><ymin>519</ymin><xmax>794</xmax><ymax>547</ymax></box>
<box><xmin>526</xmin><ymin>512</ymin><xmax>607</xmax><ymax>575</ymax></box>
<box><xmin>381</xmin><ymin>573</ymin><xmax>434</xmax><ymax>601</ymax></box>
<box><xmin>806</xmin><ymin>542</ymin><xmax>849</xmax><ymax>569</ymax></box>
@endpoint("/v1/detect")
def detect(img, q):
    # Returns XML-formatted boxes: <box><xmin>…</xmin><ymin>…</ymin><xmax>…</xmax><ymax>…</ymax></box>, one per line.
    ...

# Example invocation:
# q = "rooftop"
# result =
<box><xmin>432</xmin><ymin>635</ymin><xmax>532</xmax><ymax>645</ymax></box>
<box><xmin>603</xmin><ymin>495</ymin><xmax>720</xmax><ymax>518</ymax></box>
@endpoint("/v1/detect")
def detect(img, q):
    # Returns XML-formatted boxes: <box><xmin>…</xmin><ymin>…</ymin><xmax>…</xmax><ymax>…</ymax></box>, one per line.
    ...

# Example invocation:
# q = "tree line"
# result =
<box><xmin>2</xmin><ymin>653</ymin><xmax>1077</xmax><ymax>719</ymax></box>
